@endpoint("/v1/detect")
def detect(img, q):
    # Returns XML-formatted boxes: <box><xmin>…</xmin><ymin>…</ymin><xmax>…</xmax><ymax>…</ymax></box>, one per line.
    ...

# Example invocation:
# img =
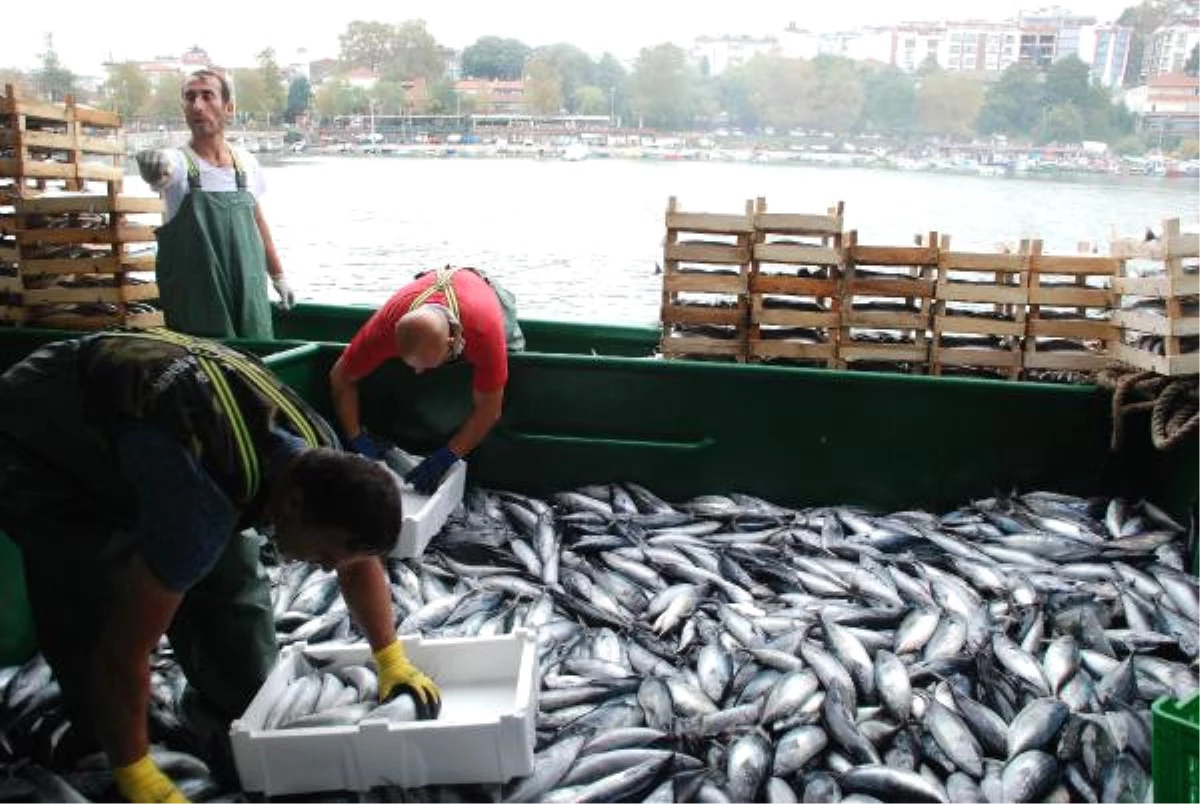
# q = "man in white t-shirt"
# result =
<box><xmin>136</xmin><ymin>69</ymin><xmax>294</xmax><ymax>339</ymax></box>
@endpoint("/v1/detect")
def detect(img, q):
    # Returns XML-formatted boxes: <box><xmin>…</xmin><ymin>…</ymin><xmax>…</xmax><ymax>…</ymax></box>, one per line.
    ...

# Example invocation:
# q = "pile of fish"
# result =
<box><xmin>257</xmin><ymin>660</ymin><xmax>421</xmax><ymax>731</ymax></box>
<box><xmin>1</xmin><ymin>481</ymin><xmax>1197</xmax><ymax>803</ymax></box>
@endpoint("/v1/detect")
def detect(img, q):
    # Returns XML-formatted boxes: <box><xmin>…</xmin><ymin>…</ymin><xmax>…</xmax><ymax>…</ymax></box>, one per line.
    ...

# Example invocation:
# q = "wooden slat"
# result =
<box><xmin>753</xmin><ymin>212</ymin><xmax>841</xmax><ymax>236</ymax></box>
<box><xmin>754</xmin><ymin>307</ymin><xmax>839</xmax><ymax>328</ymax></box>
<box><xmin>840</xmin><ymin>343</ymin><xmax>928</xmax><ymax>363</ymax></box>
<box><xmin>662</xmin><ymin>337</ymin><xmax>744</xmax><ymax>357</ymax></box>
<box><xmin>1115</xmin><ymin>343</ymin><xmax>1199</xmax><ymax>376</ymax></box>
<box><xmin>940</xmin><ymin>252</ymin><xmax>1024</xmax><ymax>271</ymax></box>
<box><xmin>661</xmin><ymin>304</ymin><xmax>744</xmax><ymax>326</ymax></box>
<box><xmin>0</xmin><ymin>306</ymin><xmax>29</xmax><ymax>322</ymax></box>
<box><xmin>1023</xmin><ymin>350</ymin><xmax>1111</xmax><ymax>371</ymax></box>
<box><xmin>1026</xmin><ymin>319</ymin><xmax>1116</xmax><ymax>340</ymax></box>
<box><xmin>9</xmin><ymin>130</ymin><xmax>125</xmax><ymax>155</ymax></box>
<box><xmin>23</xmin><ymin>283</ymin><xmax>159</xmax><ymax>305</ymax></box>
<box><xmin>753</xmin><ymin>243</ymin><xmax>840</xmax><ymax>266</ymax></box>
<box><xmin>932</xmin><ymin>347</ymin><xmax>1022</xmax><ymax>369</ymax></box>
<box><xmin>1114</xmin><ymin>310</ymin><xmax>1200</xmax><ymax>338</ymax></box>
<box><xmin>750</xmin><ymin>275</ymin><xmax>839</xmax><ymax>295</ymax></box>
<box><xmin>17</xmin><ymin>225</ymin><xmax>158</xmax><ymax>246</ymax></box>
<box><xmin>665</xmin><ymin>211</ymin><xmax>754</xmax><ymax>234</ymax></box>
<box><xmin>16</xmin><ymin>195</ymin><xmax>163</xmax><ymax>215</ymax></box>
<box><xmin>663</xmin><ymin>272</ymin><xmax>745</xmax><ymax>294</ymax></box>
<box><xmin>937</xmin><ymin>282</ymin><xmax>1027</xmax><ymax>305</ymax></box>
<box><xmin>665</xmin><ymin>242</ymin><xmax>751</xmax><ymax>264</ymax></box>
<box><xmin>1030</xmin><ymin>255</ymin><xmax>1121</xmax><ymax>275</ymax></box>
<box><xmin>73</xmin><ymin>106</ymin><xmax>122</xmax><ymax>128</ymax></box>
<box><xmin>1028</xmin><ymin>286</ymin><xmax>1112</xmax><ymax>307</ymax></box>
<box><xmin>748</xmin><ymin>340</ymin><xmax>837</xmax><ymax>360</ymax></box>
<box><xmin>843</xmin><ymin>309</ymin><xmax>927</xmax><ymax>329</ymax></box>
<box><xmin>934</xmin><ymin>315</ymin><xmax>1025</xmax><ymax>337</ymax></box>
<box><xmin>1113</xmin><ymin>275</ymin><xmax>1200</xmax><ymax>297</ymax></box>
<box><xmin>31</xmin><ymin>309</ymin><xmax>164</xmax><ymax>330</ymax></box>
<box><xmin>19</xmin><ymin>253</ymin><xmax>157</xmax><ymax>275</ymax></box>
<box><xmin>846</xmin><ymin>277</ymin><xmax>936</xmax><ymax>298</ymax></box>
<box><xmin>850</xmin><ymin>245</ymin><xmax>938</xmax><ymax>266</ymax></box>
<box><xmin>0</xmin><ymin>97</ymin><xmax>71</xmax><ymax>121</ymax></box>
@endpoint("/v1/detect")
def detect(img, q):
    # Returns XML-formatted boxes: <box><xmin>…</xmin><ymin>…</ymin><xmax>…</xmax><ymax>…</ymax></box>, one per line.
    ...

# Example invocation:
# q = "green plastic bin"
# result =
<box><xmin>1153</xmin><ymin>693</ymin><xmax>1200</xmax><ymax>804</ymax></box>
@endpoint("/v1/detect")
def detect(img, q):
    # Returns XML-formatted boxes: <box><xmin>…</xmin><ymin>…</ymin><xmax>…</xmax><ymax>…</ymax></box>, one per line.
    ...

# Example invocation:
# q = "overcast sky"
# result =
<box><xmin>6</xmin><ymin>1</ymin><xmax>1134</xmax><ymax>77</ymax></box>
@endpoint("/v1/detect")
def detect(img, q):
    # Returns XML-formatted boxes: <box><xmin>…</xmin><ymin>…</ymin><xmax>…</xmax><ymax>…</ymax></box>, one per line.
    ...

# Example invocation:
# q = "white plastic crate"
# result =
<box><xmin>230</xmin><ymin>628</ymin><xmax>539</xmax><ymax>796</ymax></box>
<box><xmin>393</xmin><ymin>460</ymin><xmax>466</xmax><ymax>559</ymax></box>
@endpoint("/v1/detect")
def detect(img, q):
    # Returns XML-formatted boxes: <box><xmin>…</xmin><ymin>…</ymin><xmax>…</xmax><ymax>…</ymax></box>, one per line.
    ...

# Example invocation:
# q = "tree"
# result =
<box><xmin>285</xmin><ymin>76</ymin><xmax>311</xmax><ymax>123</ymax></box>
<box><xmin>385</xmin><ymin>20</ymin><xmax>445</xmax><ymax>82</ymax></box>
<box><xmin>1186</xmin><ymin>43</ymin><xmax>1199</xmax><ymax>76</ymax></box>
<box><xmin>1036</xmin><ymin>103</ymin><xmax>1085</xmax><ymax>144</ymax></box>
<box><xmin>523</xmin><ymin>56</ymin><xmax>564</xmax><ymax>114</ymax></box>
<box><xmin>1043</xmin><ymin>56</ymin><xmax>1091</xmax><ymax>108</ymax></box>
<box><xmin>739</xmin><ymin>55</ymin><xmax>813</xmax><ymax>132</ymax></box>
<box><xmin>593</xmin><ymin>53</ymin><xmax>628</xmax><ymax>123</ymax></box>
<box><xmin>858</xmin><ymin>65</ymin><xmax>916</xmax><ymax>135</ymax></box>
<box><xmin>573</xmin><ymin>85</ymin><xmax>608</xmax><ymax>115</ymax></box>
<box><xmin>231</xmin><ymin>69</ymin><xmax>267</xmax><ymax>125</ymax></box>
<box><xmin>255</xmin><ymin>48</ymin><xmax>287</xmax><ymax>124</ymax></box>
<box><xmin>461</xmin><ymin>36</ymin><xmax>530</xmax><ymax>79</ymax></box>
<box><xmin>806</xmin><ymin>56</ymin><xmax>864</xmax><ymax>133</ymax></box>
<box><xmin>371</xmin><ymin>80</ymin><xmax>409</xmax><ymax>116</ymax></box>
<box><xmin>530</xmin><ymin>44</ymin><xmax>595</xmax><ymax>113</ymax></box>
<box><xmin>144</xmin><ymin>73</ymin><xmax>183</xmax><ymax>126</ymax></box>
<box><xmin>339</xmin><ymin>21</ymin><xmax>394</xmax><ymax>72</ymax></box>
<box><xmin>33</xmin><ymin>34</ymin><xmax>75</xmax><ymax>102</ymax></box>
<box><xmin>103</xmin><ymin>63</ymin><xmax>151</xmax><ymax>124</ymax></box>
<box><xmin>1117</xmin><ymin>0</ymin><xmax>1175</xmax><ymax>86</ymax></box>
<box><xmin>629</xmin><ymin>43</ymin><xmax>706</xmax><ymax>129</ymax></box>
<box><xmin>916</xmin><ymin>69</ymin><xmax>984</xmax><ymax>138</ymax></box>
<box><xmin>977</xmin><ymin>62</ymin><xmax>1044</xmax><ymax>137</ymax></box>
<box><xmin>717</xmin><ymin>62</ymin><xmax>762</xmax><ymax>130</ymax></box>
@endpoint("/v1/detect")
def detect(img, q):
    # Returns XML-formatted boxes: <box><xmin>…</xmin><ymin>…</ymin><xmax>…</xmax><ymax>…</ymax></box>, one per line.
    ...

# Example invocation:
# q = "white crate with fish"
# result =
<box><xmin>838</xmin><ymin>231</ymin><xmax>938</xmax><ymax>372</ymax></box>
<box><xmin>1112</xmin><ymin>217</ymin><xmax>1199</xmax><ymax>377</ymax></box>
<box><xmin>930</xmin><ymin>237</ymin><xmax>1029</xmax><ymax>380</ymax></box>
<box><xmin>660</xmin><ymin>196</ymin><xmax>755</xmax><ymax>361</ymax></box>
<box><xmin>231</xmin><ymin>628</ymin><xmax>539</xmax><ymax>796</ymax></box>
<box><xmin>748</xmin><ymin>198</ymin><xmax>845</xmax><ymax>368</ymax></box>
<box><xmin>380</xmin><ymin>445</ymin><xmax>468</xmax><ymax>558</ymax></box>
<box><xmin>1023</xmin><ymin>241</ymin><xmax>1120</xmax><ymax>378</ymax></box>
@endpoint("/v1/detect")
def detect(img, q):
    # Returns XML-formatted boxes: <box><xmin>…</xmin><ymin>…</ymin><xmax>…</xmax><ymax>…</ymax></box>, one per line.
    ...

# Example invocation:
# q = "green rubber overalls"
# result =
<box><xmin>154</xmin><ymin>147</ymin><xmax>274</xmax><ymax>340</ymax></box>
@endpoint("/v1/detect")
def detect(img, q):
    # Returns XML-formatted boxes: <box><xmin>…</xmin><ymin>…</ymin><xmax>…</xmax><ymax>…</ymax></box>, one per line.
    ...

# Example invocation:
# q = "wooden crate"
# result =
<box><xmin>1023</xmin><ymin>241</ymin><xmax>1119</xmax><ymax>377</ymax></box>
<box><xmin>931</xmin><ymin>235</ymin><xmax>1029</xmax><ymax>379</ymax></box>
<box><xmin>0</xmin><ymin>85</ymin><xmax>124</xmax><ymax>191</ymax></box>
<box><xmin>660</xmin><ymin>196</ymin><xmax>754</xmax><ymax>361</ymax></box>
<box><xmin>838</xmin><ymin>231</ymin><xmax>938</xmax><ymax>372</ymax></box>
<box><xmin>1112</xmin><ymin>218</ymin><xmax>1199</xmax><ymax>376</ymax></box>
<box><xmin>748</xmin><ymin>198</ymin><xmax>844</xmax><ymax>367</ymax></box>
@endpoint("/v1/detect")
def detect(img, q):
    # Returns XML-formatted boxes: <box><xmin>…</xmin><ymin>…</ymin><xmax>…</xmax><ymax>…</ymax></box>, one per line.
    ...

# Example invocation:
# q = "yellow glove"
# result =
<box><xmin>113</xmin><ymin>754</ymin><xmax>189</xmax><ymax>803</ymax></box>
<box><xmin>373</xmin><ymin>640</ymin><xmax>441</xmax><ymax>720</ymax></box>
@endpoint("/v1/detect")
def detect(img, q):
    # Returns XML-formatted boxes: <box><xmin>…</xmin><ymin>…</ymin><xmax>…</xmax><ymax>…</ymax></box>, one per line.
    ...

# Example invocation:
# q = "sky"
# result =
<box><xmin>5</xmin><ymin>1</ymin><xmax>1136</xmax><ymax>77</ymax></box>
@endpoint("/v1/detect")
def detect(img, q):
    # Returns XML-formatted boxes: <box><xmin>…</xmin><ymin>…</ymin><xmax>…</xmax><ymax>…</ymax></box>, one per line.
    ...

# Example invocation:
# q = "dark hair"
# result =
<box><xmin>186</xmin><ymin>69</ymin><xmax>232</xmax><ymax>103</ymax></box>
<box><xmin>285</xmin><ymin>448</ymin><xmax>400</xmax><ymax>555</ymax></box>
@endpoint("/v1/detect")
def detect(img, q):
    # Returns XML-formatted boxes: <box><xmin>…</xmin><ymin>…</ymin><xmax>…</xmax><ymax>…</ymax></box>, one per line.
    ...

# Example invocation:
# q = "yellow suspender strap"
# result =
<box><xmin>407</xmin><ymin>267</ymin><xmax>461</xmax><ymax>319</ymax></box>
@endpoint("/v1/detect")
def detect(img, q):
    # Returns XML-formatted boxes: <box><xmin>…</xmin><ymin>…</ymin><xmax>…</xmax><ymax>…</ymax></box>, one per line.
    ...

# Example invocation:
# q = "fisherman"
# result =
<box><xmin>136</xmin><ymin>69</ymin><xmax>294</xmax><ymax>340</ymax></box>
<box><xmin>329</xmin><ymin>266</ymin><xmax>524</xmax><ymax>494</ymax></box>
<box><xmin>0</xmin><ymin>329</ymin><xmax>440</xmax><ymax>803</ymax></box>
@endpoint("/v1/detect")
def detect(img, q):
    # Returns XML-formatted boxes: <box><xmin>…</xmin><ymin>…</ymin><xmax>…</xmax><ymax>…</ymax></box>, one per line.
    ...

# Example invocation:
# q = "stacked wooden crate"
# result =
<box><xmin>747</xmin><ymin>199</ymin><xmax>844</xmax><ymax>368</ymax></box>
<box><xmin>930</xmin><ymin>236</ymin><xmax>1029</xmax><ymax>379</ymax></box>
<box><xmin>1111</xmin><ymin>218</ymin><xmax>1199</xmax><ymax>376</ymax></box>
<box><xmin>1023</xmin><ymin>241</ymin><xmax>1119</xmax><ymax>379</ymax></box>
<box><xmin>660</xmin><ymin>196</ymin><xmax>754</xmax><ymax>361</ymax></box>
<box><xmin>1</xmin><ymin>84</ymin><xmax>163</xmax><ymax>329</ymax></box>
<box><xmin>838</xmin><ymin>230</ymin><xmax>939</xmax><ymax>372</ymax></box>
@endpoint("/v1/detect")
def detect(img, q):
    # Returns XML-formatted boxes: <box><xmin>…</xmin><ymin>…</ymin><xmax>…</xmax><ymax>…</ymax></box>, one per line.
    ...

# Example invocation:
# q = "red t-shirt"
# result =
<box><xmin>339</xmin><ymin>269</ymin><xmax>508</xmax><ymax>392</ymax></box>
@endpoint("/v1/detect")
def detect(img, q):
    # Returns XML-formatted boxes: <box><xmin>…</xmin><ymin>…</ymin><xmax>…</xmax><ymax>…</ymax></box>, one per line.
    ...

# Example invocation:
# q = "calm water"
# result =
<box><xmin>201</xmin><ymin>156</ymin><xmax>1198</xmax><ymax>326</ymax></box>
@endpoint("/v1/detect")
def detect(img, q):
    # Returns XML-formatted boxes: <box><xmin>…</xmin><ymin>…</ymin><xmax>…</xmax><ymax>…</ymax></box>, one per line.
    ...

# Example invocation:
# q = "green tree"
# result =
<box><xmin>573</xmin><ymin>85</ymin><xmax>608</xmax><ymax>115</ymax></box>
<box><xmin>977</xmin><ymin>62</ymin><xmax>1044</xmax><ymax>138</ymax></box>
<box><xmin>371</xmin><ymin>79</ymin><xmax>409</xmax><ymax>115</ymax></box>
<box><xmin>1043</xmin><ymin>56</ymin><xmax>1091</xmax><ymax>108</ymax></box>
<box><xmin>530</xmin><ymin>44</ymin><xmax>594</xmax><ymax>113</ymax></box>
<box><xmin>523</xmin><ymin>56</ymin><xmax>564</xmax><ymax>114</ymax></box>
<box><xmin>255</xmin><ymin>48</ymin><xmax>287</xmax><ymax>125</ymax></box>
<box><xmin>717</xmin><ymin>61</ymin><xmax>761</xmax><ymax>130</ymax></box>
<box><xmin>807</xmin><ymin>55</ymin><xmax>864</xmax><ymax>133</ymax></box>
<box><xmin>33</xmin><ymin>34</ymin><xmax>75</xmax><ymax>102</ymax></box>
<box><xmin>629</xmin><ymin>43</ymin><xmax>705</xmax><ymax>129</ymax></box>
<box><xmin>339</xmin><ymin>21</ymin><xmax>394</xmax><ymax>72</ymax></box>
<box><xmin>461</xmin><ymin>36</ymin><xmax>530</xmax><ymax>79</ymax></box>
<box><xmin>285</xmin><ymin>76</ymin><xmax>311</xmax><ymax>122</ymax></box>
<box><xmin>593</xmin><ymin>53</ymin><xmax>628</xmax><ymax>123</ymax></box>
<box><xmin>425</xmin><ymin>77</ymin><xmax>458</xmax><ymax>114</ymax></box>
<box><xmin>1036</xmin><ymin>103</ymin><xmax>1085</xmax><ymax>143</ymax></box>
<box><xmin>143</xmin><ymin>73</ymin><xmax>183</xmax><ymax>126</ymax></box>
<box><xmin>231</xmin><ymin>69</ymin><xmax>267</xmax><ymax>124</ymax></box>
<box><xmin>1118</xmin><ymin>0</ymin><xmax>1174</xmax><ymax>86</ymax></box>
<box><xmin>384</xmin><ymin>20</ymin><xmax>445</xmax><ymax>82</ymax></box>
<box><xmin>916</xmin><ymin>69</ymin><xmax>984</xmax><ymax>138</ymax></box>
<box><xmin>1186</xmin><ymin>43</ymin><xmax>1199</xmax><ymax>76</ymax></box>
<box><xmin>103</xmin><ymin>62</ymin><xmax>151</xmax><ymax>123</ymax></box>
<box><xmin>858</xmin><ymin>65</ymin><xmax>916</xmax><ymax>135</ymax></box>
<box><xmin>741</xmin><ymin>55</ymin><xmax>813</xmax><ymax>132</ymax></box>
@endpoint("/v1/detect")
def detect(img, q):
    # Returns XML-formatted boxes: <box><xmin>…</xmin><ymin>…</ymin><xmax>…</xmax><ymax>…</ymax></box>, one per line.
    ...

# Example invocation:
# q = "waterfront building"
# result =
<box><xmin>1141</xmin><ymin>20</ymin><xmax>1200</xmax><ymax>80</ymax></box>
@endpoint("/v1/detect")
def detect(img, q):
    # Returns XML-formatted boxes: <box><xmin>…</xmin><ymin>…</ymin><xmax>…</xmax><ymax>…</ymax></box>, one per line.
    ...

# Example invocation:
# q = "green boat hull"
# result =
<box><xmin>0</xmin><ymin>303</ymin><xmax>1194</xmax><ymax>664</ymax></box>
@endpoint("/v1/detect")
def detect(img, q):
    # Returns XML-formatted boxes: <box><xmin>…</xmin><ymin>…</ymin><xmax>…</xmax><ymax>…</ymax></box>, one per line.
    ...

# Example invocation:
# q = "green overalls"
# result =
<box><xmin>409</xmin><ymin>266</ymin><xmax>526</xmax><ymax>353</ymax></box>
<box><xmin>0</xmin><ymin>329</ymin><xmax>334</xmax><ymax>738</ymax></box>
<box><xmin>155</xmin><ymin>148</ymin><xmax>274</xmax><ymax>340</ymax></box>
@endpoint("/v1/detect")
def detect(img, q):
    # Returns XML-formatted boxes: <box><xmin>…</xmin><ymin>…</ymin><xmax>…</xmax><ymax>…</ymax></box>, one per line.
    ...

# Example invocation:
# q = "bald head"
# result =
<box><xmin>395</xmin><ymin>306</ymin><xmax>454</xmax><ymax>373</ymax></box>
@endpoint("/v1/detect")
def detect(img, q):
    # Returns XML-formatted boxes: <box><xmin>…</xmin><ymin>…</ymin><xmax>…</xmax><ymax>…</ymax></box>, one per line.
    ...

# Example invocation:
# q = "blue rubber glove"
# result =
<box><xmin>405</xmin><ymin>446</ymin><xmax>459</xmax><ymax>495</ymax></box>
<box><xmin>347</xmin><ymin>430</ymin><xmax>387</xmax><ymax>461</ymax></box>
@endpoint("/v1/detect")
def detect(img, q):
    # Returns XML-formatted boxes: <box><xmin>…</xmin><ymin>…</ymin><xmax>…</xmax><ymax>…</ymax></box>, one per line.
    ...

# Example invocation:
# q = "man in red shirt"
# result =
<box><xmin>329</xmin><ymin>267</ymin><xmax>523</xmax><ymax>494</ymax></box>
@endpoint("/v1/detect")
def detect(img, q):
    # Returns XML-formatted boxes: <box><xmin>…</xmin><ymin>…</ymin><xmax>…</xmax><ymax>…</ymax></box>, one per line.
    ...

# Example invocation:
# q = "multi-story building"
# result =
<box><xmin>1141</xmin><ymin>20</ymin><xmax>1200</xmax><ymax>80</ymax></box>
<box><xmin>454</xmin><ymin>78</ymin><xmax>525</xmax><ymax>115</ymax></box>
<box><xmin>1122</xmin><ymin>72</ymin><xmax>1199</xmax><ymax>138</ymax></box>
<box><xmin>686</xmin><ymin>34</ymin><xmax>781</xmax><ymax>75</ymax></box>
<box><xmin>940</xmin><ymin>21</ymin><xmax>1020</xmax><ymax>74</ymax></box>
<box><xmin>1078</xmin><ymin>24</ymin><xmax>1133</xmax><ymax>89</ymax></box>
<box><xmin>891</xmin><ymin>22</ymin><xmax>945</xmax><ymax>72</ymax></box>
<box><xmin>1017</xmin><ymin>7</ymin><xmax>1097</xmax><ymax>66</ymax></box>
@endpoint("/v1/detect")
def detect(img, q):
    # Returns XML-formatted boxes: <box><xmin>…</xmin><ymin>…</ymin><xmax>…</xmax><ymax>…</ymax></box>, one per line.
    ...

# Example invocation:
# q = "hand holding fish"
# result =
<box><xmin>373</xmin><ymin>640</ymin><xmax>442</xmax><ymax>720</ymax></box>
<box><xmin>113</xmin><ymin>754</ymin><xmax>189</xmax><ymax>803</ymax></box>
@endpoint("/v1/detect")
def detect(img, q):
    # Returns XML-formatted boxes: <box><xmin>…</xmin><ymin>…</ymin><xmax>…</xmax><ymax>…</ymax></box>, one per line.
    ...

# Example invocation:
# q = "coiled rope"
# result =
<box><xmin>1096</xmin><ymin>366</ymin><xmax>1199</xmax><ymax>451</ymax></box>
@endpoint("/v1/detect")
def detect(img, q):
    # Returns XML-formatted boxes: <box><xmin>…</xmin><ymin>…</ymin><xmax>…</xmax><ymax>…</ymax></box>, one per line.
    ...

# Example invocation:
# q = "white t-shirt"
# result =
<box><xmin>156</xmin><ymin>145</ymin><xmax>267</xmax><ymax>222</ymax></box>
